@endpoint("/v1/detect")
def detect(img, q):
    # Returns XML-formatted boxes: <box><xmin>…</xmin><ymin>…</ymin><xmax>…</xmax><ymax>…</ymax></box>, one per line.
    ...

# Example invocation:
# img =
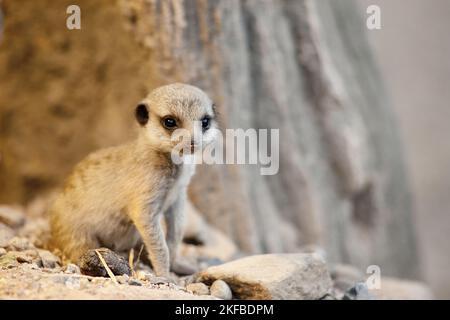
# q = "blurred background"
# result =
<box><xmin>360</xmin><ymin>0</ymin><xmax>450</xmax><ymax>298</ymax></box>
<box><xmin>0</xmin><ymin>0</ymin><xmax>449</xmax><ymax>299</ymax></box>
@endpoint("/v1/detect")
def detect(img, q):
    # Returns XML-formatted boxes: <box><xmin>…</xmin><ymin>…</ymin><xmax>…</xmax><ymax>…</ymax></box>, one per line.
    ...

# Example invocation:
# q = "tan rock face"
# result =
<box><xmin>195</xmin><ymin>253</ymin><xmax>332</xmax><ymax>300</ymax></box>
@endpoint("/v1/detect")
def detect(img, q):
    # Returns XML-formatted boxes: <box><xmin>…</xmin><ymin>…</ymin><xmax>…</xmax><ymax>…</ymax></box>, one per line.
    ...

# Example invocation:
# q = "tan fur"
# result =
<box><xmin>49</xmin><ymin>83</ymin><xmax>217</xmax><ymax>277</ymax></box>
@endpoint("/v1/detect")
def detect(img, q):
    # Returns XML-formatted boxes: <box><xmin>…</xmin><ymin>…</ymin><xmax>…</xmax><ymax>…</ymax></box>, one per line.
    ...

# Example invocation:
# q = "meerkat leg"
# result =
<box><xmin>165</xmin><ymin>196</ymin><xmax>185</xmax><ymax>265</ymax></box>
<box><xmin>130</xmin><ymin>205</ymin><xmax>170</xmax><ymax>277</ymax></box>
<box><xmin>165</xmin><ymin>196</ymin><xmax>198</xmax><ymax>275</ymax></box>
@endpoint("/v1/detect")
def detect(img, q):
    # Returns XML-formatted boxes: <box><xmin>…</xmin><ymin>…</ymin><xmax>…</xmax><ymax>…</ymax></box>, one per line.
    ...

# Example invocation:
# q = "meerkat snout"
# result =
<box><xmin>49</xmin><ymin>83</ymin><xmax>217</xmax><ymax>277</ymax></box>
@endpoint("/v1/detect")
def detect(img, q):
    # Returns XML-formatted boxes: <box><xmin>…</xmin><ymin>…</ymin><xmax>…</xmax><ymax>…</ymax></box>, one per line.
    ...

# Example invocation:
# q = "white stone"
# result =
<box><xmin>210</xmin><ymin>280</ymin><xmax>232</xmax><ymax>300</ymax></box>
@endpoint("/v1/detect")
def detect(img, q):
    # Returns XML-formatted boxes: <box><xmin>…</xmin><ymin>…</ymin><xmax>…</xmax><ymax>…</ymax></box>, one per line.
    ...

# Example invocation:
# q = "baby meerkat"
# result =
<box><xmin>49</xmin><ymin>83</ymin><xmax>218</xmax><ymax>277</ymax></box>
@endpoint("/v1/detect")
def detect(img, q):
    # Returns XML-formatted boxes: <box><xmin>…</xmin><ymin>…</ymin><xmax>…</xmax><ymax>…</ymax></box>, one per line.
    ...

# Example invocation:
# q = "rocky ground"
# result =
<box><xmin>0</xmin><ymin>195</ymin><xmax>434</xmax><ymax>300</ymax></box>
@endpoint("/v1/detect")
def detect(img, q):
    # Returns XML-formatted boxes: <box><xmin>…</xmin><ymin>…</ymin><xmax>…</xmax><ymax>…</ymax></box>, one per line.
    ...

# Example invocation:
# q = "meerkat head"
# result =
<box><xmin>135</xmin><ymin>83</ymin><xmax>218</xmax><ymax>155</ymax></box>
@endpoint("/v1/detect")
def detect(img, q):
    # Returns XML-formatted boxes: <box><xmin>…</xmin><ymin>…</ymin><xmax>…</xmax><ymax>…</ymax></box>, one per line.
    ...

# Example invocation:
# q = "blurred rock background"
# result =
<box><xmin>360</xmin><ymin>0</ymin><xmax>450</xmax><ymax>298</ymax></box>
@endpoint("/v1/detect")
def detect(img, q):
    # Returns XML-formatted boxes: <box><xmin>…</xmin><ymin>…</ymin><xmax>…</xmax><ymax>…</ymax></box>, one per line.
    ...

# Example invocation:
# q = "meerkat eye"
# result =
<box><xmin>201</xmin><ymin>116</ymin><xmax>211</xmax><ymax>130</ymax></box>
<box><xmin>162</xmin><ymin>116</ymin><xmax>177</xmax><ymax>129</ymax></box>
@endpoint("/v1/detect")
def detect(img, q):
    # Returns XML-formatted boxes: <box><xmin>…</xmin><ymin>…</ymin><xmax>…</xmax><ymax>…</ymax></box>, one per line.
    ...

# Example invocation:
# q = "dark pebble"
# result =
<box><xmin>78</xmin><ymin>248</ymin><xmax>131</xmax><ymax>277</ymax></box>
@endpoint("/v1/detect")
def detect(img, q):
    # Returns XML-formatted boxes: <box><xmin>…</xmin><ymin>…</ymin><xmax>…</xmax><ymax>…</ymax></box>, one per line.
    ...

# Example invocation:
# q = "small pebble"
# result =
<box><xmin>15</xmin><ymin>252</ymin><xmax>34</xmax><ymax>263</ymax></box>
<box><xmin>210</xmin><ymin>280</ymin><xmax>232</xmax><ymax>300</ymax></box>
<box><xmin>78</xmin><ymin>248</ymin><xmax>131</xmax><ymax>277</ymax></box>
<box><xmin>186</xmin><ymin>282</ymin><xmax>209</xmax><ymax>296</ymax></box>
<box><xmin>116</xmin><ymin>274</ymin><xmax>130</xmax><ymax>284</ymax></box>
<box><xmin>136</xmin><ymin>270</ymin><xmax>153</xmax><ymax>281</ymax></box>
<box><xmin>38</xmin><ymin>249</ymin><xmax>61</xmax><ymax>269</ymax></box>
<box><xmin>65</xmin><ymin>263</ymin><xmax>81</xmax><ymax>274</ymax></box>
<box><xmin>0</xmin><ymin>248</ymin><xmax>6</xmax><ymax>257</ymax></box>
<box><xmin>128</xmin><ymin>278</ymin><xmax>142</xmax><ymax>286</ymax></box>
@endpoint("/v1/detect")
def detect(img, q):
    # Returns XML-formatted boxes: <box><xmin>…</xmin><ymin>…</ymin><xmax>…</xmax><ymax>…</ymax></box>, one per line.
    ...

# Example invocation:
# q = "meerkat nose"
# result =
<box><xmin>190</xmin><ymin>139</ymin><xmax>197</xmax><ymax>153</ymax></box>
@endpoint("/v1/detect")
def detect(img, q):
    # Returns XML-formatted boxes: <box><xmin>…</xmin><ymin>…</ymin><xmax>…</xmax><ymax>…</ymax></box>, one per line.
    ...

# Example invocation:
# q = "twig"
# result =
<box><xmin>95</xmin><ymin>249</ymin><xmax>118</xmax><ymax>285</ymax></box>
<box><xmin>129</xmin><ymin>248</ymin><xmax>135</xmax><ymax>277</ymax></box>
<box><xmin>135</xmin><ymin>244</ymin><xmax>144</xmax><ymax>267</ymax></box>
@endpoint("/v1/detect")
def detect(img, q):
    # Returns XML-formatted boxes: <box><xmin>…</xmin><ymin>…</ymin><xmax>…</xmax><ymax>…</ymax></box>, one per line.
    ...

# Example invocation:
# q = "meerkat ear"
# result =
<box><xmin>135</xmin><ymin>103</ymin><xmax>149</xmax><ymax>126</ymax></box>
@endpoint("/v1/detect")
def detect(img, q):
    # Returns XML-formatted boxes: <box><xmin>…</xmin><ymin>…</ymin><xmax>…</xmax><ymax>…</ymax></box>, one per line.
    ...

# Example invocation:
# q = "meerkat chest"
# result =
<box><xmin>161</xmin><ymin>157</ymin><xmax>196</xmax><ymax>212</ymax></box>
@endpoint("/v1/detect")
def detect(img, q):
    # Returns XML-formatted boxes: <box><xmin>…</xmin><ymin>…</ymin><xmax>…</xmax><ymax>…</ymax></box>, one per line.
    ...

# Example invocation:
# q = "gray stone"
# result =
<box><xmin>19</xmin><ymin>250</ymin><xmax>39</xmax><ymax>263</ymax></box>
<box><xmin>38</xmin><ymin>249</ymin><xmax>61</xmax><ymax>268</ymax></box>
<box><xmin>65</xmin><ymin>263</ymin><xmax>81</xmax><ymax>274</ymax></box>
<box><xmin>78</xmin><ymin>248</ymin><xmax>131</xmax><ymax>277</ymax></box>
<box><xmin>116</xmin><ymin>274</ymin><xmax>130</xmax><ymax>284</ymax></box>
<box><xmin>195</xmin><ymin>253</ymin><xmax>332</xmax><ymax>300</ymax></box>
<box><xmin>0</xmin><ymin>206</ymin><xmax>25</xmax><ymax>228</ymax></box>
<box><xmin>210</xmin><ymin>280</ymin><xmax>232</xmax><ymax>300</ymax></box>
<box><xmin>186</xmin><ymin>282</ymin><xmax>210</xmax><ymax>296</ymax></box>
<box><xmin>128</xmin><ymin>278</ymin><xmax>142</xmax><ymax>286</ymax></box>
